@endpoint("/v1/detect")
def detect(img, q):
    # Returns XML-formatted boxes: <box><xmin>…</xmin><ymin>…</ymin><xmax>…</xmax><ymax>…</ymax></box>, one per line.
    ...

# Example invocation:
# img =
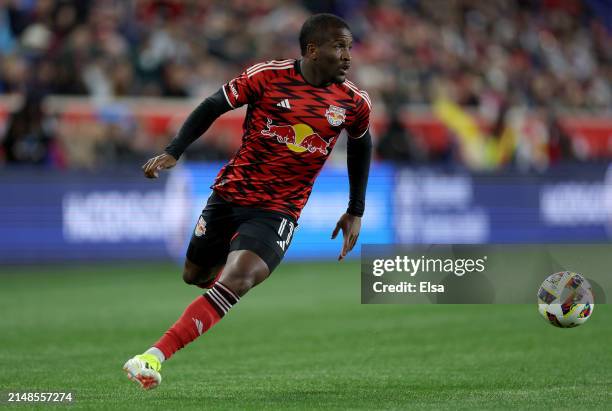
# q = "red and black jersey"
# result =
<box><xmin>213</xmin><ymin>59</ymin><xmax>371</xmax><ymax>221</ymax></box>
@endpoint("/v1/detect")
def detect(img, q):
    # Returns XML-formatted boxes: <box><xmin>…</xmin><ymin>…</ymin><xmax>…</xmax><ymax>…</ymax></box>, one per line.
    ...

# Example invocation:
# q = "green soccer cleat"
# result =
<box><xmin>123</xmin><ymin>354</ymin><xmax>162</xmax><ymax>390</ymax></box>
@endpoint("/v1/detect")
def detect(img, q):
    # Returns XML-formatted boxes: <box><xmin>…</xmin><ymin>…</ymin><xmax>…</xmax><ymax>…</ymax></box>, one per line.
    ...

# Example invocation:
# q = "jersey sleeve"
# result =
<box><xmin>346</xmin><ymin>90</ymin><xmax>372</xmax><ymax>139</ymax></box>
<box><xmin>221</xmin><ymin>65</ymin><xmax>268</xmax><ymax>109</ymax></box>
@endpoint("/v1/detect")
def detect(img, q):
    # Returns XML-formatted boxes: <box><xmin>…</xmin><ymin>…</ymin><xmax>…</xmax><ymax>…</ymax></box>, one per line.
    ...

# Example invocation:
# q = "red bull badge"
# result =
<box><xmin>194</xmin><ymin>216</ymin><xmax>207</xmax><ymax>237</ymax></box>
<box><xmin>261</xmin><ymin>118</ymin><xmax>330</xmax><ymax>155</ymax></box>
<box><xmin>325</xmin><ymin>105</ymin><xmax>346</xmax><ymax>127</ymax></box>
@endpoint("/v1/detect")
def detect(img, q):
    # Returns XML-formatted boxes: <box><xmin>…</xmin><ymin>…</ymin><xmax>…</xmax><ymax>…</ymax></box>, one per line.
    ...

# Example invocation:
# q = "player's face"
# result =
<box><xmin>317</xmin><ymin>27</ymin><xmax>353</xmax><ymax>84</ymax></box>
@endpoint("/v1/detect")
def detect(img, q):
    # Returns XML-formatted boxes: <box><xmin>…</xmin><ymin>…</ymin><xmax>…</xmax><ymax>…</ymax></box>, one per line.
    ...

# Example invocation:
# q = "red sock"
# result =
<box><xmin>153</xmin><ymin>282</ymin><xmax>240</xmax><ymax>360</ymax></box>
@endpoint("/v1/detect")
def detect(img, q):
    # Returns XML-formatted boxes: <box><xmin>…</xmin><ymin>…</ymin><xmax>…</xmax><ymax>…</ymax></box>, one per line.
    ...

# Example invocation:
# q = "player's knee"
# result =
<box><xmin>182</xmin><ymin>268</ymin><xmax>199</xmax><ymax>285</ymax></box>
<box><xmin>220</xmin><ymin>264</ymin><xmax>263</xmax><ymax>296</ymax></box>
<box><xmin>218</xmin><ymin>250</ymin><xmax>270</xmax><ymax>296</ymax></box>
<box><xmin>182</xmin><ymin>260</ymin><xmax>209</xmax><ymax>285</ymax></box>
<box><xmin>222</xmin><ymin>270</ymin><xmax>256</xmax><ymax>296</ymax></box>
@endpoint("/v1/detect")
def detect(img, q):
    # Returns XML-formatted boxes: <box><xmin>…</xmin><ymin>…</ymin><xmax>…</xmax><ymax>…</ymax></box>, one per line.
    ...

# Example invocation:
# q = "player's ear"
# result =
<box><xmin>306</xmin><ymin>43</ymin><xmax>318</xmax><ymax>60</ymax></box>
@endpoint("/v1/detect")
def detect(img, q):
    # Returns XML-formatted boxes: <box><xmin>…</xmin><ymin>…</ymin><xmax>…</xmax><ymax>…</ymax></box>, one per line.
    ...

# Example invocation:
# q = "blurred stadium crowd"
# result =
<box><xmin>0</xmin><ymin>0</ymin><xmax>610</xmax><ymax>169</ymax></box>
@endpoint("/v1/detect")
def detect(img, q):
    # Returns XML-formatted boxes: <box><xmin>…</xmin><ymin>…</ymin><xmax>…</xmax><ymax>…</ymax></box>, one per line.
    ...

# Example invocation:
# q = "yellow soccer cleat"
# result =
<box><xmin>123</xmin><ymin>354</ymin><xmax>162</xmax><ymax>390</ymax></box>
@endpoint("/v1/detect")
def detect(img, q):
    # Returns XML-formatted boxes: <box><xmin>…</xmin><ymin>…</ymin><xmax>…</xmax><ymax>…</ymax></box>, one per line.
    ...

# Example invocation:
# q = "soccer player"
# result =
<box><xmin>123</xmin><ymin>13</ymin><xmax>372</xmax><ymax>390</ymax></box>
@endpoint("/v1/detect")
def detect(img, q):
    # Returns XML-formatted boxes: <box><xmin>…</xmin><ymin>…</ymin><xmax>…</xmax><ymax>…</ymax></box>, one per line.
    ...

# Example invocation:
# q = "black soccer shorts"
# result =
<box><xmin>186</xmin><ymin>191</ymin><xmax>297</xmax><ymax>273</ymax></box>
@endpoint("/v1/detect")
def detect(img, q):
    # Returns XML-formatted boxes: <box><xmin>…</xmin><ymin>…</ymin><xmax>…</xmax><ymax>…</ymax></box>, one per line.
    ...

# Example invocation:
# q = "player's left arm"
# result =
<box><xmin>332</xmin><ymin>129</ymin><xmax>373</xmax><ymax>261</ymax></box>
<box><xmin>332</xmin><ymin>87</ymin><xmax>373</xmax><ymax>260</ymax></box>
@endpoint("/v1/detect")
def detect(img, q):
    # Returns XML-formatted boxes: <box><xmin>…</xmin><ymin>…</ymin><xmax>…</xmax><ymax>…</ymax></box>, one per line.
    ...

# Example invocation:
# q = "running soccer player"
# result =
<box><xmin>123</xmin><ymin>13</ymin><xmax>372</xmax><ymax>390</ymax></box>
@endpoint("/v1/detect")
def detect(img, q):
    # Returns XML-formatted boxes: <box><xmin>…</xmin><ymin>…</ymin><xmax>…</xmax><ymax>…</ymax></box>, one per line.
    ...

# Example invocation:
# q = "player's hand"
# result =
<box><xmin>142</xmin><ymin>153</ymin><xmax>177</xmax><ymax>178</ymax></box>
<box><xmin>331</xmin><ymin>213</ymin><xmax>361</xmax><ymax>261</ymax></box>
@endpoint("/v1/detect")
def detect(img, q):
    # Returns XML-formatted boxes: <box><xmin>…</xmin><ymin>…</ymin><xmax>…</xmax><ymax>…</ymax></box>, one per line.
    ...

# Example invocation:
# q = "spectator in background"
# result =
<box><xmin>0</xmin><ymin>0</ymin><xmax>609</xmax><ymax>110</ymax></box>
<box><xmin>0</xmin><ymin>0</ymin><xmax>610</xmax><ymax>169</ymax></box>
<box><xmin>93</xmin><ymin>103</ymin><xmax>152</xmax><ymax>166</ymax></box>
<box><xmin>546</xmin><ymin>111</ymin><xmax>579</xmax><ymax>165</ymax></box>
<box><xmin>376</xmin><ymin>110</ymin><xmax>423</xmax><ymax>163</ymax></box>
<box><xmin>0</xmin><ymin>54</ymin><xmax>28</xmax><ymax>93</ymax></box>
<box><xmin>160</xmin><ymin>61</ymin><xmax>189</xmax><ymax>97</ymax></box>
<box><xmin>0</xmin><ymin>4</ymin><xmax>16</xmax><ymax>55</ymax></box>
<box><xmin>2</xmin><ymin>92</ymin><xmax>58</xmax><ymax>165</ymax></box>
<box><xmin>51</xmin><ymin>25</ymin><xmax>90</xmax><ymax>95</ymax></box>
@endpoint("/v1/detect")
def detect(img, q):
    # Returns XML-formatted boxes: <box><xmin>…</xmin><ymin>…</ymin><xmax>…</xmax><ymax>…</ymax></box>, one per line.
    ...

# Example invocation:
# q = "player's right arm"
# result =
<box><xmin>142</xmin><ymin>65</ymin><xmax>267</xmax><ymax>179</ymax></box>
<box><xmin>142</xmin><ymin>153</ymin><xmax>177</xmax><ymax>179</ymax></box>
<box><xmin>142</xmin><ymin>88</ymin><xmax>232</xmax><ymax>178</ymax></box>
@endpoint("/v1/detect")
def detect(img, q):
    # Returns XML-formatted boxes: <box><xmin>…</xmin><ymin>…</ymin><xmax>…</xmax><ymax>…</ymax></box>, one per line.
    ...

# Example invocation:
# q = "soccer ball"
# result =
<box><xmin>537</xmin><ymin>271</ymin><xmax>594</xmax><ymax>328</ymax></box>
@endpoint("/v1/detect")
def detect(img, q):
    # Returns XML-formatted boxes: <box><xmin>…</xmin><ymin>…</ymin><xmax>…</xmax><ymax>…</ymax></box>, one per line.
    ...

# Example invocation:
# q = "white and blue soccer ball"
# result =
<box><xmin>537</xmin><ymin>271</ymin><xmax>594</xmax><ymax>328</ymax></box>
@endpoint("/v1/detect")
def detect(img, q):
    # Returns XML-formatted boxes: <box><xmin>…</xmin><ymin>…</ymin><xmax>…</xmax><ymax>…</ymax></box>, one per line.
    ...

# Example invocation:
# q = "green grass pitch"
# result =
<box><xmin>0</xmin><ymin>261</ymin><xmax>610</xmax><ymax>410</ymax></box>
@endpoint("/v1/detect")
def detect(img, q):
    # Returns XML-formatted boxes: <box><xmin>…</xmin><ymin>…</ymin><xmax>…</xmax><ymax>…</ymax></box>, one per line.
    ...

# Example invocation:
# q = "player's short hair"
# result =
<box><xmin>299</xmin><ymin>13</ymin><xmax>351</xmax><ymax>56</ymax></box>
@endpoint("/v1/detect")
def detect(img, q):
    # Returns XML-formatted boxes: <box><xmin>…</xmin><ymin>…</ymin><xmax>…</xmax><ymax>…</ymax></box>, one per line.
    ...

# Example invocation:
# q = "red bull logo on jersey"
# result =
<box><xmin>325</xmin><ymin>105</ymin><xmax>346</xmax><ymax>127</ymax></box>
<box><xmin>261</xmin><ymin>118</ymin><xmax>330</xmax><ymax>155</ymax></box>
<box><xmin>194</xmin><ymin>216</ymin><xmax>207</xmax><ymax>237</ymax></box>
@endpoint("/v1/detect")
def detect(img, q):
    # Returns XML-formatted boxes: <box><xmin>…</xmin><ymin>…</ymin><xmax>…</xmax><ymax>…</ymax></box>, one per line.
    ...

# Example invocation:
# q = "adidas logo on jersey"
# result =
<box><xmin>276</xmin><ymin>99</ymin><xmax>291</xmax><ymax>109</ymax></box>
